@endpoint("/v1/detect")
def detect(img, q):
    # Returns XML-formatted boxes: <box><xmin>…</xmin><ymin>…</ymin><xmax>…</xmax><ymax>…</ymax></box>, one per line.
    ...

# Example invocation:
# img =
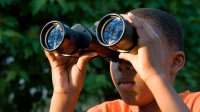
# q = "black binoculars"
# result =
<box><xmin>40</xmin><ymin>13</ymin><xmax>138</xmax><ymax>61</ymax></box>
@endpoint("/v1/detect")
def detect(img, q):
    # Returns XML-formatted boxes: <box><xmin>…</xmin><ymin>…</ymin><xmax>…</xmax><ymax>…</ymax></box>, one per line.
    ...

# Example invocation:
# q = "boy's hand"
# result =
<box><xmin>45</xmin><ymin>51</ymin><xmax>97</xmax><ymax>112</ymax></box>
<box><xmin>45</xmin><ymin>51</ymin><xmax>97</xmax><ymax>93</ymax></box>
<box><xmin>119</xmin><ymin>12</ymin><xmax>167</xmax><ymax>81</ymax></box>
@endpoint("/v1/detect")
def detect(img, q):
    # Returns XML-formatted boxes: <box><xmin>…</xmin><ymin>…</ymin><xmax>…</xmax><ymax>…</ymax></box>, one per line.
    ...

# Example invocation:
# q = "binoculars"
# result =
<box><xmin>40</xmin><ymin>13</ymin><xmax>138</xmax><ymax>61</ymax></box>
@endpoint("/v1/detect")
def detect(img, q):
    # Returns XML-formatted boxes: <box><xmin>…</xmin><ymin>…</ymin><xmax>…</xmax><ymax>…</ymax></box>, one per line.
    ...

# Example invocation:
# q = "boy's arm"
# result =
<box><xmin>145</xmin><ymin>73</ymin><xmax>189</xmax><ymax>112</ymax></box>
<box><xmin>50</xmin><ymin>92</ymin><xmax>80</xmax><ymax>112</ymax></box>
<box><xmin>44</xmin><ymin>51</ymin><xmax>97</xmax><ymax>112</ymax></box>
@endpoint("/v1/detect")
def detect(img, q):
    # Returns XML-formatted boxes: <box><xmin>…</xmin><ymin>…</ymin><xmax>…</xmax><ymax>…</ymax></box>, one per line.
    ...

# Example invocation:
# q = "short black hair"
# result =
<box><xmin>130</xmin><ymin>8</ymin><xmax>184</xmax><ymax>51</ymax></box>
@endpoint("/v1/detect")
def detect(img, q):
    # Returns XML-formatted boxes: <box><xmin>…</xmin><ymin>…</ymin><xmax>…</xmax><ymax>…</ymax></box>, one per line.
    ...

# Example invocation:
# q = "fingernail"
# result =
<box><xmin>90</xmin><ymin>52</ymin><xmax>98</xmax><ymax>57</ymax></box>
<box><xmin>128</xmin><ymin>12</ymin><xmax>132</xmax><ymax>16</ymax></box>
<box><xmin>128</xmin><ymin>12</ymin><xmax>138</xmax><ymax>19</ymax></box>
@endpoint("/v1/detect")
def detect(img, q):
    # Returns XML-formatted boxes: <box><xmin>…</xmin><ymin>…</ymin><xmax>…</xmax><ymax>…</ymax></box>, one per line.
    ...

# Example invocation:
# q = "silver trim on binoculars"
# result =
<box><xmin>96</xmin><ymin>13</ymin><xmax>136</xmax><ymax>52</ymax></box>
<box><xmin>96</xmin><ymin>14</ymin><xmax>125</xmax><ymax>46</ymax></box>
<box><xmin>40</xmin><ymin>21</ymin><xmax>66</xmax><ymax>51</ymax></box>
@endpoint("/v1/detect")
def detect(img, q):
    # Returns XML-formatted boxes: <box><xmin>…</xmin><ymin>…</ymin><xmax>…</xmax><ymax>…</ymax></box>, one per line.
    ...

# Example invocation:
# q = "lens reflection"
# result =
<box><xmin>103</xmin><ymin>17</ymin><xmax>123</xmax><ymax>45</ymax></box>
<box><xmin>47</xmin><ymin>25</ymin><xmax>64</xmax><ymax>49</ymax></box>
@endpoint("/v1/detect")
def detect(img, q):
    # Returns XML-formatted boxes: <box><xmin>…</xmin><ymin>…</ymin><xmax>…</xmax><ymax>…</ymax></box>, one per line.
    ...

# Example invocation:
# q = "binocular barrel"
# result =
<box><xmin>40</xmin><ymin>13</ymin><xmax>138</xmax><ymax>61</ymax></box>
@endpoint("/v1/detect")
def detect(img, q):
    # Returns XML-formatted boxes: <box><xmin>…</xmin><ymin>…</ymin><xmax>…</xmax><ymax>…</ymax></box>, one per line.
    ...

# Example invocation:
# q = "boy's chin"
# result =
<box><xmin>120</xmin><ymin>94</ymin><xmax>138</xmax><ymax>105</ymax></box>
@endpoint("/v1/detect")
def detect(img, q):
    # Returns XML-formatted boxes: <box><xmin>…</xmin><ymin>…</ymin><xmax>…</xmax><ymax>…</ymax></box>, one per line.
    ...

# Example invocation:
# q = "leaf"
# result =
<box><xmin>6</xmin><ymin>70</ymin><xmax>17</xmax><ymax>82</ymax></box>
<box><xmin>0</xmin><ymin>78</ymin><xmax>7</xmax><ymax>93</ymax></box>
<box><xmin>78</xmin><ymin>1</ymin><xmax>93</xmax><ymax>14</ymax></box>
<box><xmin>23</xmin><ymin>47</ymin><xmax>33</xmax><ymax>59</ymax></box>
<box><xmin>47</xmin><ymin>3</ymin><xmax>60</xmax><ymax>17</ymax></box>
<box><xmin>0</xmin><ymin>0</ymin><xmax>12</xmax><ymax>7</ymax></box>
<box><xmin>91</xmin><ymin>58</ymin><xmax>103</xmax><ymax>68</ymax></box>
<box><xmin>19</xmin><ymin>71</ymin><xmax>29</xmax><ymax>81</ymax></box>
<box><xmin>123</xmin><ymin>0</ymin><xmax>141</xmax><ymax>8</ymax></box>
<box><xmin>57</xmin><ymin>0</ymin><xmax>75</xmax><ymax>13</ymax></box>
<box><xmin>4</xmin><ymin>16</ymin><xmax>19</xmax><ymax>27</ymax></box>
<box><xmin>3</xmin><ymin>29</ymin><xmax>21</xmax><ymax>38</ymax></box>
<box><xmin>96</xmin><ymin>75</ymin><xmax>112</xmax><ymax>89</ymax></box>
<box><xmin>30</xmin><ymin>0</ymin><xmax>48</xmax><ymax>15</ymax></box>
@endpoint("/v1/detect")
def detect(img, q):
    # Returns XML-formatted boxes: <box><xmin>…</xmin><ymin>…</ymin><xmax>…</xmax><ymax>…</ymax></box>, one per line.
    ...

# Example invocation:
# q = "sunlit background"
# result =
<box><xmin>0</xmin><ymin>0</ymin><xmax>199</xmax><ymax>112</ymax></box>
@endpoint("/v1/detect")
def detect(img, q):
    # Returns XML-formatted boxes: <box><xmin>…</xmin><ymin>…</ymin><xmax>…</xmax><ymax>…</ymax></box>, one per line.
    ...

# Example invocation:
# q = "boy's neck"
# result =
<box><xmin>130</xmin><ymin>101</ymin><xmax>161</xmax><ymax>112</ymax></box>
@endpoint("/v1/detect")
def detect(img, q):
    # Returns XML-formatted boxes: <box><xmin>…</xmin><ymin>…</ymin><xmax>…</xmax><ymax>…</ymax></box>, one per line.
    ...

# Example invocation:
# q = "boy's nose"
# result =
<box><xmin>118</xmin><ymin>59</ymin><xmax>133</xmax><ymax>71</ymax></box>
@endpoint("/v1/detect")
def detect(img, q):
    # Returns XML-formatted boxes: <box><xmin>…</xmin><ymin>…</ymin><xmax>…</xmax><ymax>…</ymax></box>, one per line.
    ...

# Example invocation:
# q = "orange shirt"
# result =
<box><xmin>180</xmin><ymin>91</ymin><xmax>200</xmax><ymax>112</ymax></box>
<box><xmin>87</xmin><ymin>91</ymin><xmax>200</xmax><ymax>112</ymax></box>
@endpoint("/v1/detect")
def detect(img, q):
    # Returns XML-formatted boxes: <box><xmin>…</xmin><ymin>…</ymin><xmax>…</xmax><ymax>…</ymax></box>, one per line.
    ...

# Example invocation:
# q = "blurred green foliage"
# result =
<box><xmin>0</xmin><ymin>0</ymin><xmax>199</xmax><ymax>112</ymax></box>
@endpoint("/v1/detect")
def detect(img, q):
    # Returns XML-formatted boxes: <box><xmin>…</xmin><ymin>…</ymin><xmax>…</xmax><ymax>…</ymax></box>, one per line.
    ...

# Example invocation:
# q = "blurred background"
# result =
<box><xmin>0</xmin><ymin>0</ymin><xmax>199</xmax><ymax>112</ymax></box>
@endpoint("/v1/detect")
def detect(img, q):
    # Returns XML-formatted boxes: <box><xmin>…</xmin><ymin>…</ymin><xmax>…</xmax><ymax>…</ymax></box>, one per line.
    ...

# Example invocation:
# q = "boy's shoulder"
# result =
<box><xmin>179</xmin><ymin>90</ymin><xmax>200</xmax><ymax>111</ymax></box>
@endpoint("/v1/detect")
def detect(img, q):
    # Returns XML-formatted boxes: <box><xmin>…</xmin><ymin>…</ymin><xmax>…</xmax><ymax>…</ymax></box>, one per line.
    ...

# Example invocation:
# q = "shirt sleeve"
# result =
<box><xmin>180</xmin><ymin>91</ymin><xmax>200</xmax><ymax>112</ymax></box>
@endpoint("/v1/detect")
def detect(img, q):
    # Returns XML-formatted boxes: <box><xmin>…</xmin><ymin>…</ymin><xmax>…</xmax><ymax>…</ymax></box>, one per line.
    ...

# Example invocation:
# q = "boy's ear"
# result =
<box><xmin>170</xmin><ymin>51</ymin><xmax>185</xmax><ymax>74</ymax></box>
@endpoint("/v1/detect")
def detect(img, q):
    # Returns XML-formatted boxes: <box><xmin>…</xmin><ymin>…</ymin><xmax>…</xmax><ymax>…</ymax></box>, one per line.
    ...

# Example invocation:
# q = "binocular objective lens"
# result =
<box><xmin>47</xmin><ymin>25</ymin><xmax>64</xmax><ymax>50</ymax></box>
<box><xmin>103</xmin><ymin>17</ymin><xmax>123</xmax><ymax>45</ymax></box>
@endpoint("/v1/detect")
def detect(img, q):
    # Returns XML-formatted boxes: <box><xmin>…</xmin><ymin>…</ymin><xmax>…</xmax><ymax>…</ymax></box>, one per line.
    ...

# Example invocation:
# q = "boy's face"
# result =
<box><xmin>110</xmin><ymin>60</ymin><xmax>155</xmax><ymax>106</ymax></box>
<box><xmin>109</xmin><ymin>13</ymin><xmax>175</xmax><ymax>106</ymax></box>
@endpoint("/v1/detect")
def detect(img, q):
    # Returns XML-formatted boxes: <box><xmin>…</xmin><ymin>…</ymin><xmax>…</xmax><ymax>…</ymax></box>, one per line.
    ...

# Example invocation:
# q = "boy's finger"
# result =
<box><xmin>128</xmin><ymin>12</ymin><xmax>159</xmax><ymax>39</ymax></box>
<box><xmin>44</xmin><ymin>50</ymin><xmax>56</xmax><ymax>63</ymax></box>
<box><xmin>118</xmin><ymin>52</ymin><xmax>137</xmax><ymax>64</ymax></box>
<box><xmin>76</xmin><ymin>52</ymin><xmax>98</xmax><ymax>70</ymax></box>
<box><xmin>127</xmin><ymin>12</ymin><xmax>146</xmax><ymax>32</ymax></box>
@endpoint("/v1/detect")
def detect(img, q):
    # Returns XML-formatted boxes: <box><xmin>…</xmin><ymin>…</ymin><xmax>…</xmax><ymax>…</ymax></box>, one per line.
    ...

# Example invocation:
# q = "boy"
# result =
<box><xmin>45</xmin><ymin>8</ymin><xmax>199</xmax><ymax>112</ymax></box>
